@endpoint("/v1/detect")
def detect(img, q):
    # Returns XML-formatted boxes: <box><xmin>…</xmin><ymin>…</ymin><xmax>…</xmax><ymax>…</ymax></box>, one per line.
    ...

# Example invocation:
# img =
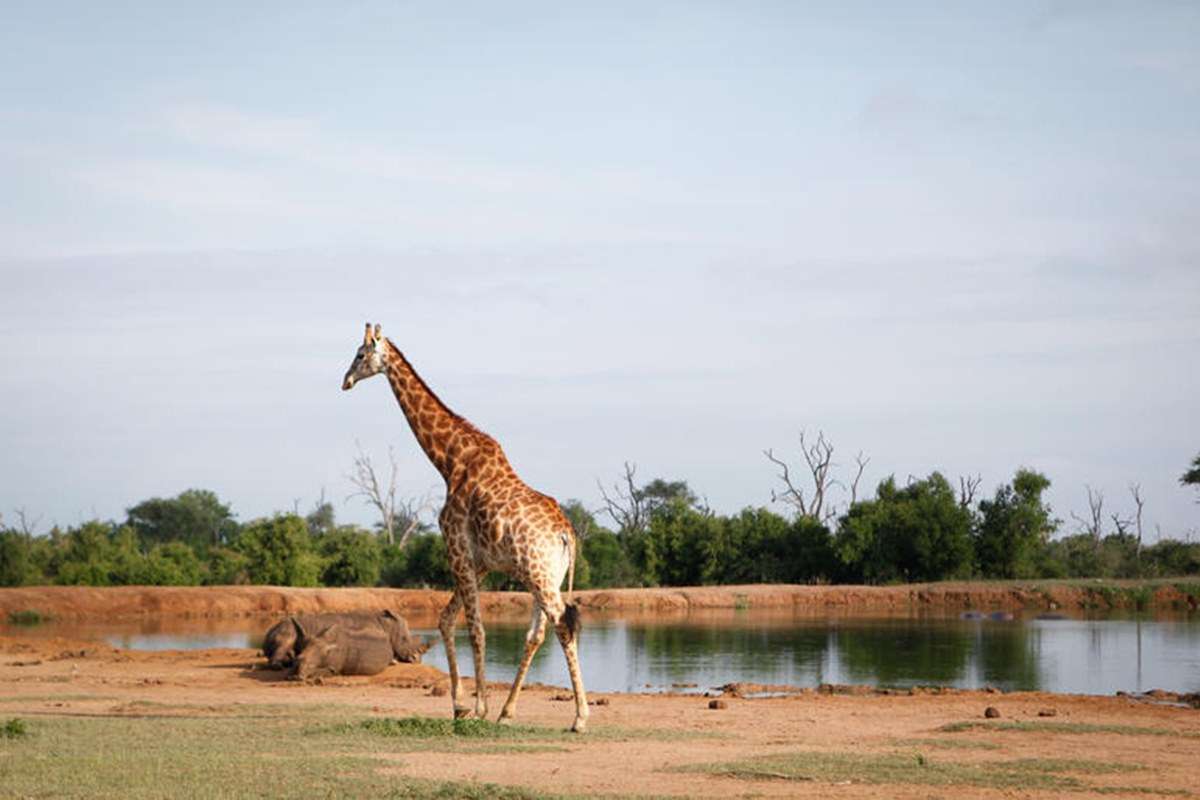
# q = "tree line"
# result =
<box><xmin>2</xmin><ymin>448</ymin><xmax>1198</xmax><ymax>590</ymax></box>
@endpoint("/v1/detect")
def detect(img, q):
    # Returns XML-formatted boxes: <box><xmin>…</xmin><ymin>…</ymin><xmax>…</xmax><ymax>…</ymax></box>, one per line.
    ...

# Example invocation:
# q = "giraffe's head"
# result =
<box><xmin>342</xmin><ymin>322</ymin><xmax>388</xmax><ymax>391</ymax></box>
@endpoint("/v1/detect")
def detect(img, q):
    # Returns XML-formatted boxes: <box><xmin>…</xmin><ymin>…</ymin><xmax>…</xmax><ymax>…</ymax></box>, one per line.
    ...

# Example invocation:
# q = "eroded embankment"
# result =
<box><xmin>1</xmin><ymin>580</ymin><xmax>1196</xmax><ymax>622</ymax></box>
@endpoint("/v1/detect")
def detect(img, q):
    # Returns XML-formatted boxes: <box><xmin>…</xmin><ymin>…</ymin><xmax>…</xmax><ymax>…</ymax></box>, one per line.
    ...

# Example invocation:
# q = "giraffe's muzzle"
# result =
<box><xmin>342</xmin><ymin>374</ymin><xmax>356</xmax><ymax>391</ymax></box>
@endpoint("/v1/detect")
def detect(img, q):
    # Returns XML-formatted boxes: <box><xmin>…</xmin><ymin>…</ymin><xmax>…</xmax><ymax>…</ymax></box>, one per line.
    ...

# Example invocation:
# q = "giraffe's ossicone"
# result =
<box><xmin>342</xmin><ymin>322</ymin><xmax>589</xmax><ymax>732</ymax></box>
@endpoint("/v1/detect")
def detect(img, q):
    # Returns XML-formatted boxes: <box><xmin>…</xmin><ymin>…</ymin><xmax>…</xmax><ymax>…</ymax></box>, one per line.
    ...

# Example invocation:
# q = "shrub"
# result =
<box><xmin>233</xmin><ymin>515</ymin><xmax>320</xmax><ymax>586</ymax></box>
<box><xmin>317</xmin><ymin>526</ymin><xmax>382</xmax><ymax>587</ymax></box>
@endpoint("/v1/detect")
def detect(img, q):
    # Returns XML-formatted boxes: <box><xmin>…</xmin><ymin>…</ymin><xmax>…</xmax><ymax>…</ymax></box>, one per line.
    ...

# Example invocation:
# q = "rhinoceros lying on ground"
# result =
<box><xmin>262</xmin><ymin>610</ymin><xmax>429</xmax><ymax>670</ymax></box>
<box><xmin>293</xmin><ymin>620</ymin><xmax>397</xmax><ymax>681</ymax></box>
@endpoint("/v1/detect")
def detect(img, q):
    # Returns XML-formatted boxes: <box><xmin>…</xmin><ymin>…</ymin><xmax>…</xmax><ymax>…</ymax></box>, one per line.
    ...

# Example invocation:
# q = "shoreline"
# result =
<box><xmin>1</xmin><ymin>579</ymin><xmax>1197</xmax><ymax>622</ymax></box>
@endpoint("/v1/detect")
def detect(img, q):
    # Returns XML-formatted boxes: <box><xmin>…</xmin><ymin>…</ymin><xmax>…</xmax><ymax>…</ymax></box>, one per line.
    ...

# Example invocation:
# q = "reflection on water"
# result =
<box><xmin>5</xmin><ymin>610</ymin><xmax>1198</xmax><ymax>696</ymax></box>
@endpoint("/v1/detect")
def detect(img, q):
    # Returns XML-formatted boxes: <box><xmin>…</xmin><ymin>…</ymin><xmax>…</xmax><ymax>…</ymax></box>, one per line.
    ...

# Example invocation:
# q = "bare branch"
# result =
<box><xmin>764</xmin><ymin>448</ymin><xmax>809</xmax><ymax>517</ymax></box>
<box><xmin>395</xmin><ymin>488</ymin><xmax>439</xmax><ymax>548</ymax></box>
<box><xmin>850</xmin><ymin>452</ymin><xmax>870</xmax><ymax>506</ymax></box>
<box><xmin>766</xmin><ymin>430</ymin><xmax>862</xmax><ymax>523</ymax></box>
<box><xmin>12</xmin><ymin>507</ymin><xmax>41</xmax><ymax>536</ymax></box>
<box><xmin>1130</xmin><ymin>483</ymin><xmax>1145</xmax><ymax>569</ymax></box>
<box><xmin>958</xmin><ymin>474</ymin><xmax>982</xmax><ymax>509</ymax></box>
<box><xmin>1070</xmin><ymin>485</ymin><xmax>1105</xmax><ymax>550</ymax></box>
<box><xmin>346</xmin><ymin>441</ymin><xmax>400</xmax><ymax>545</ymax></box>
<box><xmin>597</xmin><ymin>461</ymin><xmax>646</xmax><ymax>536</ymax></box>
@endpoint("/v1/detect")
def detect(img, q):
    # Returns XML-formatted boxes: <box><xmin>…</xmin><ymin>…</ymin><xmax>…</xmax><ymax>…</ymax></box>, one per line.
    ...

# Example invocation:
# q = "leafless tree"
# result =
<box><xmin>394</xmin><ymin>492</ymin><xmax>439</xmax><ymax>548</ymax></box>
<box><xmin>765</xmin><ymin>430</ymin><xmax>866</xmax><ymax>523</ymax></box>
<box><xmin>12</xmin><ymin>507</ymin><xmax>41</xmax><ymax>536</ymax></box>
<box><xmin>597</xmin><ymin>462</ymin><xmax>647</xmax><ymax>536</ymax></box>
<box><xmin>850</xmin><ymin>452</ymin><xmax>870</xmax><ymax>506</ymax></box>
<box><xmin>346</xmin><ymin>442</ymin><xmax>401</xmax><ymax>545</ymax></box>
<box><xmin>958</xmin><ymin>474</ymin><xmax>983</xmax><ymax>509</ymax></box>
<box><xmin>346</xmin><ymin>442</ymin><xmax>438</xmax><ymax>547</ymax></box>
<box><xmin>1130</xmin><ymin>483</ymin><xmax>1145</xmax><ymax>570</ymax></box>
<box><xmin>1071</xmin><ymin>485</ymin><xmax>1105</xmax><ymax>551</ymax></box>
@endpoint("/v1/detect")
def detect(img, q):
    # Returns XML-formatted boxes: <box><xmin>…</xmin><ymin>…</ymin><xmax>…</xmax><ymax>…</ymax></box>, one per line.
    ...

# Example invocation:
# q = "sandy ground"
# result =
<box><xmin>2</xmin><ymin>631</ymin><xmax>1198</xmax><ymax>799</ymax></box>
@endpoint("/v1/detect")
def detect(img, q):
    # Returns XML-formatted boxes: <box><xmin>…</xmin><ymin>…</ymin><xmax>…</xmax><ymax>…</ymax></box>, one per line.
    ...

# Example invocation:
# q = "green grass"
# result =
<box><xmin>5</xmin><ymin>609</ymin><xmax>48</xmax><ymax>626</ymax></box>
<box><xmin>939</xmin><ymin>720</ymin><xmax>1200</xmax><ymax>739</ymax></box>
<box><xmin>1173</xmin><ymin>582</ymin><xmax>1200</xmax><ymax>599</ymax></box>
<box><xmin>350</xmin><ymin>716</ymin><xmax>548</xmax><ymax>739</ymax></box>
<box><xmin>321</xmin><ymin>714</ymin><xmax>715</xmax><ymax>746</ymax></box>
<box><xmin>1</xmin><ymin>718</ymin><xmax>29</xmax><ymax>739</ymax></box>
<box><xmin>0</xmin><ymin>710</ymin><xmax>601</xmax><ymax>799</ymax></box>
<box><xmin>676</xmin><ymin>750</ymin><xmax>1179</xmax><ymax>794</ymax></box>
<box><xmin>909</xmin><ymin>737</ymin><xmax>1000</xmax><ymax>751</ymax></box>
<box><xmin>0</xmin><ymin>706</ymin><xmax>699</xmax><ymax>797</ymax></box>
<box><xmin>0</xmin><ymin>694</ymin><xmax>117</xmax><ymax>704</ymax></box>
<box><xmin>322</xmin><ymin>717</ymin><xmax>572</xmax><ymax>754</ymax></box>
<box><xmin>384</xmin><ymin>780</ymin><xmax>580</xmax><ymax>799</ymax></box>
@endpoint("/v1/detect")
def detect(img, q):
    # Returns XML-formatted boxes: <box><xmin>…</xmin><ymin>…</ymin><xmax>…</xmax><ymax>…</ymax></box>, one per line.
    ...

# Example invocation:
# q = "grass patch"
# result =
<box><xmin>1173</xmin><ymin>582</ymin><xmax>1200</xmax><ymax>600</ymax></box>
<box><xmin>0</xmin><ymin>711</ymin><xmax>598</xmax><ymax>799</ymax></box>
<box><xmin>323</xmin><ymin>714</ymin><xmax>720</xmax><ymax>745</ymax></box>
<box><xmin>677</xmin><ymin>750</ymin><xmax>1165</xmax><ymax>793</ymax></box>
<box><xmin>353</xmin><ymin>716</ymin><xmax>546</xmax><ymax>739</ymax></box>
<box><xmin>6</xmin><ymin>609</ymin><xmax>49</xmax><ymax>626</ymax></box>
<box><xmin>910</xmin><ymin>737</ymin><xmax>1000</xmax><ymax>751</ymax></box>
<box><xmin>0</xmin><ymin>694</ymin><xmax>116</xmax><ymax>704</ymax></box>
<box><xmin>2</xmin><ymin>718</ymin><xmax>29</xmax><ymax>739</ymax></box>
<box><xmin>939</xmin><ymin>720</ymin><xmax>1199</xmax><ymax>739</ymax></box>
<box><xmin>384</xmin><ymin>779</ymin><xmax>577</xmax><ymax>799</ymax></box>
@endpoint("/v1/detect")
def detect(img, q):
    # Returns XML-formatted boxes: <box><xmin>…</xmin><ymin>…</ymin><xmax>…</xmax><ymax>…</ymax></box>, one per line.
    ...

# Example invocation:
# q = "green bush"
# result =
<box><xmin>836</xmin><ymin>473</ymin><xmax>974</xmax><ymax>584</ymax></box>
<box><xmin>0</xmin><ymin>531</ymin><xmax>41</xmax><ymax>586</ymax></box>
<box><xmin>380</xmin><ymin>533</ymin><xmax>452</xmax><ymax>588</ymax></box>
<box><xmin>6</xmin><ymin>610</ymin><xmax>47</xmax><ymax>626</ymax></box>
<box><xmin>975</xmin><ymin>470</ymin><xmax>1056</xmax><ymax>579</ymax></box>
<box><xmin>1</xmin><ymin>718</ymin><xmax>29</xmax><ymax>739</ymax></box>
<box><xmin>233</xmin><ymin>515</ymin><xmax>320</xmax><ymax>587</ymax></box>
<box><xmin>205</xmin><ymin>546</ymin><xmax>250</xmax><ymax>585</ymax></box>
<box><xmin>317</xmin><ymin>526</ymin><xmax>381</xmax><ymax>587</ymax></box>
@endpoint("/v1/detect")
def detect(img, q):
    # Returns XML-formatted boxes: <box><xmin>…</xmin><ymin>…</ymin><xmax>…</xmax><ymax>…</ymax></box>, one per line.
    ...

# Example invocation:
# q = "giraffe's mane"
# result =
<box><xmin>385</xmin><ymin>338</ymin><xmax>481</xmax><ymax>433</ymax></box>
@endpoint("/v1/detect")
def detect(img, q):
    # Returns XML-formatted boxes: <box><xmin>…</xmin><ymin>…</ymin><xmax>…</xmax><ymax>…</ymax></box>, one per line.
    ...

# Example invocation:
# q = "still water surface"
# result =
<box><xmin>13</xmin><ymin>610</ymin><xmax>1199</xmax><ymax>695</ymax></box>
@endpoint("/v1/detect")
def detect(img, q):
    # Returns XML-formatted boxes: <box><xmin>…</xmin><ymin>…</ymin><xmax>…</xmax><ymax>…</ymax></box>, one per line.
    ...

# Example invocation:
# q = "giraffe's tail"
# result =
<box><xmin>567</xmin><ymin>528</ymin><xmax>576</xmax><ymax>599</ymax></box>
<box><xmin>562</xmin><ymin>529</ymin><xmax>582</xmax><ymax>641</ymax></box>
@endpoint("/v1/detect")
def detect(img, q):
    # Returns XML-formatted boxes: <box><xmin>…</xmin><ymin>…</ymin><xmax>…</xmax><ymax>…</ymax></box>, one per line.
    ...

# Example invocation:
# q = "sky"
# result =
<box><xmin>1</xmin><ymin>1</ymin><xmax>1197</xmax><ymax>538</ymax></box>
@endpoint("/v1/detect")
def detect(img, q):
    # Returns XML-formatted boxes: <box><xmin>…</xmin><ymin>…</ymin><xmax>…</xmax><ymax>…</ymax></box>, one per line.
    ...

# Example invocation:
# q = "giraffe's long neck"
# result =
<box><xmin>382</xmin><ymin>340</ymin><xmax>466</xmax><ymax>481</ymax></box>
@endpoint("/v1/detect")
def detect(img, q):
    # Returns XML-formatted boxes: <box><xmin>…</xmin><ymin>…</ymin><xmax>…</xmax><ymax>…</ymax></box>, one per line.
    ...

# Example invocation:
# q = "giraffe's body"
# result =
<box><xmin>342</xmin><ymin>323</ymin><xmax>588</xmax><ymax>732</ymax></box>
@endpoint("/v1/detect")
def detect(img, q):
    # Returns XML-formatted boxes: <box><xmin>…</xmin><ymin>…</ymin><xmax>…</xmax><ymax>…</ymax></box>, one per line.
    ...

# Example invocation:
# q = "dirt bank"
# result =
<box><xmin>1</xmin><ymin>580</ymin><xmax>1197</xmax><ymax>623</ymax></box>
<box><xmin>1</xmin><ymin>632</ymin><xmax>1197</xmax><ymax>798</ymax></box>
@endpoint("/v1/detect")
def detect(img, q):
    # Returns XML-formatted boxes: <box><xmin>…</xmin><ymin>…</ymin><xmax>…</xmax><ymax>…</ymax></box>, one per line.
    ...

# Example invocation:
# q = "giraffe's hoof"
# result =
<box><xmin>453</xmin><ymin>706</ymin><xmax>472</xmax><ymax>720</ymax></box>
<box><xmin>570</xmin><ymin>718</ymin><xmax>588</xmax><ymax>734</ymax></box>
<box><xmin>496</xmin><ymin>712</ymin><xmax>514</xmax><ymax>725</ymax></box>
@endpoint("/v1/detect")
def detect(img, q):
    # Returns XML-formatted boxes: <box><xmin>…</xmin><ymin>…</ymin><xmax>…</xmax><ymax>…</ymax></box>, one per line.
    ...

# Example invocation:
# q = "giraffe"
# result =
<box><xmin>341</xmin><ymin>323</ymin><xmax>589</xmax><ymax>732</ymax></box>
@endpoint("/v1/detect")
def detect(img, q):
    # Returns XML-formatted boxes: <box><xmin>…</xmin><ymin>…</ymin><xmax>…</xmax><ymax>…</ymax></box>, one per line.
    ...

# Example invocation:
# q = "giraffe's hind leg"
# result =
<box><xmin>497</xmin><ymin>601</ymin><xmax>547</xmax><ymax>723</ymax></box>
<box><xmin>541</xmin><ymin>588</ymin><xmax>589</xmax><ymax>733</ymax></box>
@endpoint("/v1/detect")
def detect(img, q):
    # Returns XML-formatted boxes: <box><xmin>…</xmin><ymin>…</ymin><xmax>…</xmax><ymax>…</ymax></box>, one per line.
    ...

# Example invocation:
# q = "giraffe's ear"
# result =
<box><xmin>363</xmin><ymin>322</ymin><xmax>373</xmax><ymax>346</ymax></box>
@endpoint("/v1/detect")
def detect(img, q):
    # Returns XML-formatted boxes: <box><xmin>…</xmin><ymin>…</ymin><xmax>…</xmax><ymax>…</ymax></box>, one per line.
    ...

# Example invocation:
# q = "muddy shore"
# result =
<box><xmin>2</xmin><ymin>579</ymin><xmax>1197</xmax><ymax>623</ymax></box>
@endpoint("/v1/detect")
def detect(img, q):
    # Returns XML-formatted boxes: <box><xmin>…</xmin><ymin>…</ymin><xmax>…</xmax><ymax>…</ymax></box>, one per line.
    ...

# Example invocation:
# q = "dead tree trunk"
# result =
<box><xmin>1130</xmin><ymin>483</ymin><xmax>1145</xmax><ymax>574</ymax></box>
<box><xmin>347</xmin><ymin>442</ymin><xmax>400</xmax><ymax>545</ymax></box>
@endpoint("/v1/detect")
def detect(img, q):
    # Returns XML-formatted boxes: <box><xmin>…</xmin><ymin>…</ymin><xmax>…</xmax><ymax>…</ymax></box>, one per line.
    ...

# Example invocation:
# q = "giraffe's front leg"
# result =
<box><xmin>461</xmin><ymin>582</ymin><xmax>489</xmax><ymax>720</ymax></box>
<box><xmin>437</xmin><ymin>593</ymin><xmax>468</xmax><ymax>718</ymax></box>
